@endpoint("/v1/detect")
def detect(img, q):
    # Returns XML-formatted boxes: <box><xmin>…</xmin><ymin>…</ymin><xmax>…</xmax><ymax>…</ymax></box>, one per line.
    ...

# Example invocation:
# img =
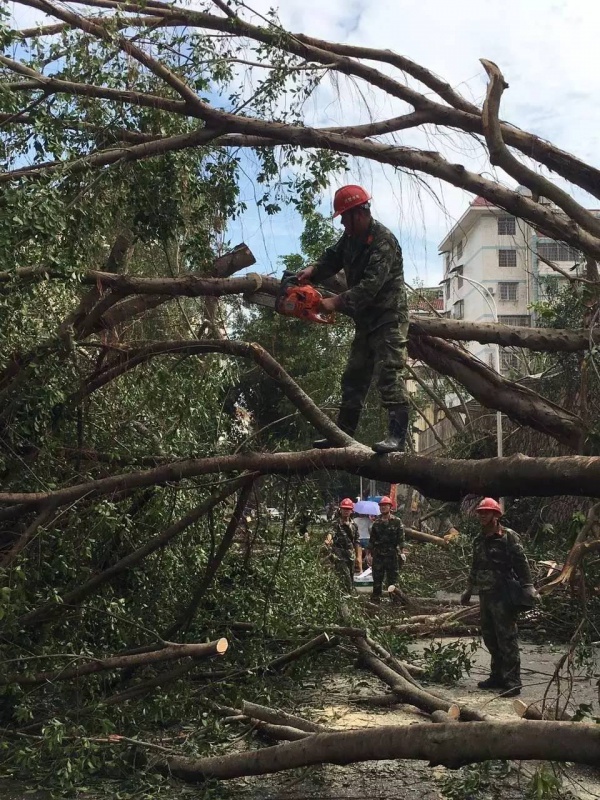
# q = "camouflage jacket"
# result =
<box><xmin>369</xmin><ymin>516</ymin><xmax>405</xmax><ymax>554</ymax></box>
<box><xmin>331</xmin><ymin>519</ymin><xmax>359</xmax><ymax>560</ymax></box>
<box><xmin>468</xmin><ymin>527</ymin><xmax>533</xmax><ymax>593</ymax></box>
<box><xmin>311</xmin><ymin>220</ymin><xmax>408</xmax><ymax>333</ymax></box>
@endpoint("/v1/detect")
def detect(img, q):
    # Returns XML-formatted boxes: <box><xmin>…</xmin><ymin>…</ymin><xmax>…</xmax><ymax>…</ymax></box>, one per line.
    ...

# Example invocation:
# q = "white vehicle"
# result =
<box><xmin>266</xmin><ymin>507</ymin><xmax>282</xmax><ymax>519</ymax></box>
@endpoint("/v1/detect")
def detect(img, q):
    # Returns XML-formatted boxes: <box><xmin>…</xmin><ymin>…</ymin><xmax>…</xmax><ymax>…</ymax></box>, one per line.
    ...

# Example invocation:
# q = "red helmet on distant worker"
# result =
<box><xmin>333</xmin><ymin>185</ymin><xmax>371</xmax><ymax>218</ymax></box>
<box><xmin>475</xmin><ymin>497</ymin><xmax>502</xmax><ymax>515</ymax></box>
<box><xmin>379</xmin><ymin>496</ymin><xmax>393</xmax><ymax>506</ymax></box>
<box><xmin>339</xmin><ymin>498</ymin><xmax>354</xmax><ymax>510</ymax></box>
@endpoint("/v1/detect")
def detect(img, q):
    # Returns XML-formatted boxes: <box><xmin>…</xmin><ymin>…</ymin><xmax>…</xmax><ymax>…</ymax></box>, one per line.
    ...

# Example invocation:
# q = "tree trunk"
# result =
<box><xmin>158</xmin><ymin>720</ymin><xmax>600</xmax><ymax>781</ymax></box>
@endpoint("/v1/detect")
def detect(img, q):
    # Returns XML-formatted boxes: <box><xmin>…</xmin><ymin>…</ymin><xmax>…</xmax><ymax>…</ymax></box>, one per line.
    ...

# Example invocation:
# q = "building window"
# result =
<box><xmin>537</xmin><ymin>241</ymin><xmax>580</xmax><ymax>262</ymax></box>
<box><xmin>500</xmin><ymin>351</ymin><xmax>520</xmax><ymax>374</ymax></box>
<box><xmin>498</xmin><ymin>314</ymin><xmax>531</xmax><ymax>327</ymax></box>
<box><xmin>456</xmin><ymin>239</ymin><xmax>463</xmax><ymax>260</ymax></box>
<box><xmin>499</xmin><ymin>282</ymin><xmax>518</xmax><ymax>302</ymax></box>
<box><xmin>445</xmin><ymin>252</ymin><xmax>450</xmax><ymax>271</ymax></box>
<box><xmin>453</xmin><ymin>300</ymin><xmax>464</xmax><ymax>320</ymax></box>
<box><xmin>456</xmin><ymin>266</ymin><xmax>463</xmax><ymax>289</ymax></box>
<box><xmin>498</xmin><ymin>248</ymin><xmax>517</xmax><ymax>268</ymax></box>
<box><xmin>445</xmin><ymin>281</ymin><xmax>450</xmax><ymax>299</ymax></box>
<box><xmin>498</xmin><ymin>216</ymin><xmax>516</xmax><ymax>236</ymax></box>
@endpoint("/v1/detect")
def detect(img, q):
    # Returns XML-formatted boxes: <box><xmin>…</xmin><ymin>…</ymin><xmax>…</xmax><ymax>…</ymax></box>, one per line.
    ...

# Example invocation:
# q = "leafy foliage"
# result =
<box><xmin>422</xmin><ymin>638</ymin><xmax>478</xmax><ymax>686</ymax></box>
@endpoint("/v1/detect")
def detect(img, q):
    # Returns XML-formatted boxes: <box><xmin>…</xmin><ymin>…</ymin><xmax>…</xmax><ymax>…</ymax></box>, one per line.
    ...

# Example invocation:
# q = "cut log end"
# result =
<box><xmin>216</xmin><ymin>638</ymin><xmax>229</xmax><ymax>655</ymax></box>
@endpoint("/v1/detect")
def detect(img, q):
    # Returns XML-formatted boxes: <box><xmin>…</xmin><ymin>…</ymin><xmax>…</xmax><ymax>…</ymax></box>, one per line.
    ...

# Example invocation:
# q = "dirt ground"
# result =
<box><xmin>228</xmin><ymin>635</ymin><xmax>600</xmax><ymax>800</ymax></box>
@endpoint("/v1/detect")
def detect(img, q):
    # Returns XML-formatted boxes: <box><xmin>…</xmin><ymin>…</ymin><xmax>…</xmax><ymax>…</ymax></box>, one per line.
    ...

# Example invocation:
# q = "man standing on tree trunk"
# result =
<box><xmin>461</xmin><ymin>498</ymin><xmax>539</xmax><ymax>697</ymax></box>
<box><xmin>296</xmin><ymin>185</ymin><xmax>409</xmax><ymax>453</ymax></box>
<box><xmin>368</xmin><ymin>496</ymin><xmax>405</xmax><ymax>602</ymax></box>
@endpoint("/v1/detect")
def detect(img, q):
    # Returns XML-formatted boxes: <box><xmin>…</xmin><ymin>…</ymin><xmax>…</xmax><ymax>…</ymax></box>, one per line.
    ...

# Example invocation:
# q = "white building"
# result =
<box><xmin>438</xmin><ymin>193</ymin><xmax>583</xmax><ymax>373</ymax></box>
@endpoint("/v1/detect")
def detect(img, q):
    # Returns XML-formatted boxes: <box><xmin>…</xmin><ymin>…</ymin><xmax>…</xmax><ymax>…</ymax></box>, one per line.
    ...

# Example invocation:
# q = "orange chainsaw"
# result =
<box><xmin>274</xmin><ymin>271</ymin><xmax>335</xmax><ymax>325</ymax></box>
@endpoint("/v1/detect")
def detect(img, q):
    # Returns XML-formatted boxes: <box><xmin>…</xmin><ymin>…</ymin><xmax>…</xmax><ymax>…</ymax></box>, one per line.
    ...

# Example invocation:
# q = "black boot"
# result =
<box><xmin>477</xmin><ymin>675</ymin><xmax>504</xmax><ymax>690</ymax></box>
<box><xmin>372</xmin><ymin>406</ymin><xmax>409</xmax><ymax>454</ymax></box>
<box><xmin>314</xmin><ymin>407</ymin><xmax>361</xmax><ymax>449</ymax></box>
<box><xmin>501</xmin><ymin>683</ymin><xmax>522</xmax><ymax>697</ymax></box>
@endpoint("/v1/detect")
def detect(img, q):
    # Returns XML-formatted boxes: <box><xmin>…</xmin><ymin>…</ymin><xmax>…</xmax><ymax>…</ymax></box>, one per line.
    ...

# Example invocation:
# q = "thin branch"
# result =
<box><xmin>408</xmin><ymin>396</ymin><xmax>447</xmax><ymax>451</ymax></box>
<box><xmin>406</xmin><ymin>364</ymin><xmax>464</xmax><ymax>434</ymax></box>
<box><xmin>165</xmin><ymin>480</ymin><xmax>254</xmax><ymax>637</ymax></box>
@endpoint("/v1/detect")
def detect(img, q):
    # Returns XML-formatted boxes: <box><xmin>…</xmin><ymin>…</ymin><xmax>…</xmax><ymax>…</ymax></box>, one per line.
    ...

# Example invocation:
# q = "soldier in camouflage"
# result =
<box><xmin>461</xmin><ymin>497</ymin><xmax>539</xmax><ymax>697</ymax></box>
<box><xmin>368</xmin><ymin>496</ymin><xmax>405</xmax><ymax>602</ymax></box>
<box><xmin>297</xmin><ymin>185</ymin><xmax>409</xmax><ymax>454</ymax></box>
<box><xmin>324</xmin><ymin>498</ymin><xmax>361</xmax><ymax>593</ymax></box>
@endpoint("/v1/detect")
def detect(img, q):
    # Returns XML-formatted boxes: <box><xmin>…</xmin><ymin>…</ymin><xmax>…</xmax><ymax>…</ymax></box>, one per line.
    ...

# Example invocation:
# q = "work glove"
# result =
<box><xmin>297</xmin><ymin>264</ymin><xmax>316</xmax><ymax>284</ymax></box>
<box><xmin>460</xmin><ymin>589</ymin><xmax>472</xmax><ymax>606</ymax></box>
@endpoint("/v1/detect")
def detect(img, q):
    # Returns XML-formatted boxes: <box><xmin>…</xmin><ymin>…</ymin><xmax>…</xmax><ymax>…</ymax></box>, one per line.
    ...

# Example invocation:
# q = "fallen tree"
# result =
<box><xmin>158</xmin><ymin>720</ymin><xmax>600</xmax><ymax>780</ymax></box>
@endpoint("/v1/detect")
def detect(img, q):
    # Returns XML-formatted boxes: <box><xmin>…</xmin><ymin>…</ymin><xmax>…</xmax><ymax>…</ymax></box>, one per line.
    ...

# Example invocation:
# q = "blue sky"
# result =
<box><xmin>9</xmin><ymin>0</ymin><xmax>600</xmax><ymax>287</ymax></box>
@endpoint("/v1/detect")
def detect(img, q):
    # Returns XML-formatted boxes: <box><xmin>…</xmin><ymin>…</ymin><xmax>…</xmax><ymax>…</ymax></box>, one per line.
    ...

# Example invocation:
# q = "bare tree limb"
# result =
<box><xmin>480</xmin><ymin>59</ymin><xmax>600</xmax><ymax>237</ymax></box>
<box><xmin>409</xmin><ymin>335</ymin><xmax>586</xmax><ymax>450</ymax></box>
<box><xmin>1</xmin><ymin>448</ymin><xmax>600</xmax><ymax>511</ymax></box>
<box><xmin>0</xmin><ymin>640</ymin><xmax>228</xmax><ymax>686</ymax></box>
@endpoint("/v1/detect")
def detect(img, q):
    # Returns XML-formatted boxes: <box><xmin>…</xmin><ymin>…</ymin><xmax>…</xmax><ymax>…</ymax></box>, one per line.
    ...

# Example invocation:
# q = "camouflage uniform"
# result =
<box><xmin>330</xmin><ymin>518</ymin><xmax>359</xmax><ymax>593</ymax></box>
<box><xmin>468</xmin><ymin>527</ymin><xmax>533</xmax><ymax>687</ymax></box>
<box><xmin>311</xmin><ymin>220</ymin><xmax>409</xmax><ymax>415</ymax></box>
<box><xmin>369</xmin><ymin>516</ymin><xmax>405</xmax><ymax>599</ymax></box>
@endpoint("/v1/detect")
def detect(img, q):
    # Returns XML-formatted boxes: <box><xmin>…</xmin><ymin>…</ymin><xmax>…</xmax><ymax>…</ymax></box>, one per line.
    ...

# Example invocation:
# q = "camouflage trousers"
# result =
<box><xmin>340</xmin><ymin>321</ymin><xmax>409</xmax><ymax>412</ymax></box>
<box><xmin>372</xmin><ymin>550</ymin><xmax>400</xmax><ymax>599</ymax></box>
<box><xmin>332</xmin><ymin>550</ymin><xmax>354</xmax><ymax>593</ymax></box>
<box><xmin>479</xmin><ymin>590</ymin><xmax>521</xmax><ymax>685</ymax></box>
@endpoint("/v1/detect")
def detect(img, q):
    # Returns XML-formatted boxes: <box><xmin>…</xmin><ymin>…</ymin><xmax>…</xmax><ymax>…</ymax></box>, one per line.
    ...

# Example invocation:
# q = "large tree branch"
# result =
<box><xmin>70</xmin><ymin>337</ymin><xmax>580</xmax><ymax>451</ymax></box>
<box><xmin>0</xmin><ymin>449</ymin><xmax>600</xmax><ymax>507</ymax></box>
<box><xmin>21</xmin><ymin>0</ymin><xmax>600</xmax><ymax>201</ymax></box>
<box><xmin>3</xmin><ymin>53</ymin><xmax>600</xmax><ymax>256</ymax></box>
<box><xmin>480</xmin><ymin>59</ymin><xmax>600</xmax><ymax>237</ymax></box>
<box><xmin>409</xmin><ymin>336</ymin><xmax>586</xmax><ymax>450</ymax></box>
<box><xmin>4</xmin><ymin>122</ymin><xmax>598</xmax><ymax>260</ymax></box>
<box><xmin>67</xmin><ymin>340</ymin><xmax>356</xmax><ymax>452</ymax></box>
<box><xmin>0</xmin><ymin>269</ymin><xmax>594</xmax><ymax>353</ymax></box>
<box><xmin>0</xmin><ymin>640</ymin><xmax>228</xmax><ymax>685</ymax></box>
<box><xmin>409</xmin><ymin>317</ymin><xmax>600</xmax><ymax>353</ymax></box>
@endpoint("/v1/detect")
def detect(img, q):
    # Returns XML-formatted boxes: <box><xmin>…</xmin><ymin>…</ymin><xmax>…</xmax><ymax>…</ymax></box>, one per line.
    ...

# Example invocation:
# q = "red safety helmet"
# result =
<box><xmin>475</xmin><ymin>497</ymin><xmax>502</xmax><ymax>515</ymax></box>
<box><xmin>333</xmin><ymin>185</ymin><xmax>371</xmax><ymax>218</ymax></box>
<box><xmin>379</xmin><ymin>496</ymin><xmax>393</xmax><ymax>506</ymax></box>
<box><xmin>339</xmin><ymin>497</ymin><xmax>354</xmax><ymax>510</ymax></box>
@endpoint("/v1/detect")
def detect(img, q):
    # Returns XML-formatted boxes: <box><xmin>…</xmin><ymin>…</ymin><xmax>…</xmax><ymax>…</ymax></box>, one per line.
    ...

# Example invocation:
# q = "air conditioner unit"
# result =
<box><xmin>488</xmin><ymin>288</ymin><xmax>495</xmax><ymax>296</ymax></box>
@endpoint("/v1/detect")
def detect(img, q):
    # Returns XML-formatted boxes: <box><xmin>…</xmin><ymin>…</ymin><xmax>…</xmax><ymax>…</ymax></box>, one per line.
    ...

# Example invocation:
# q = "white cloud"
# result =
<box><xmin>8</xmin><ymin>0</ymin><xmax>600</xmax><ymax>285</ymax></box>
